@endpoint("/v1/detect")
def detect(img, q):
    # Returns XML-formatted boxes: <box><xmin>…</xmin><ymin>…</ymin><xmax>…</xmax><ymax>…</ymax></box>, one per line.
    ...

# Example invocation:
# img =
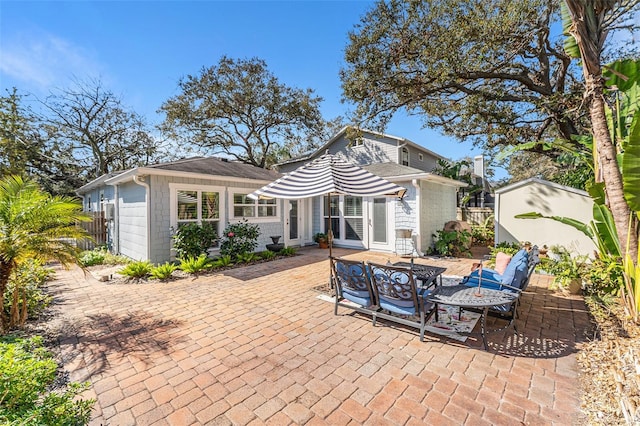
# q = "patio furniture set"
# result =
<box><xmin>330</xmin><ymin>246</ymin><xmax>540</xmax><ymax>350</ymax></box>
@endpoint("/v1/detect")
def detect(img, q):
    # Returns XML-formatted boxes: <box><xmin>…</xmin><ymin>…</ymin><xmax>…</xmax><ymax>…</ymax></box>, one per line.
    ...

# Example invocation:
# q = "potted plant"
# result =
<box><xmin>314</xmin><ymin>232</ymin><xmax>329</xmax><ymax>249</ymax></box>
<box><xmin>545</xmin><ymin>246</ymin><xmax>588</xmax><ymax>294</ymax></box>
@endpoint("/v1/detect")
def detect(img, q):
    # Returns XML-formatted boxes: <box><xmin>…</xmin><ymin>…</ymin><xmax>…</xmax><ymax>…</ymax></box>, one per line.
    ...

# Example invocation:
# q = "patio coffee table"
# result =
<box><xmin>393</xmin><ymin>262</ymin><xmax>446</xmax><ymax>289</ymax></box>
<box><xmin>426</xmin><ymin>284</ymin><xmax>518</xmax><ymax>350</ymax></box>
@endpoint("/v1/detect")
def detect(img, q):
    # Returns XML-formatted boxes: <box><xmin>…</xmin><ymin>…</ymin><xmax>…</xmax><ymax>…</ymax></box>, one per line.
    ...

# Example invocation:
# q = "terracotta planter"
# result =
<box><xmin>318</xmin><ymin>240</ymin><xmax>329</xmax><ymax>249</ymax></box>
<box><xmin>566</xmin><ymin>278</ymin><xmax>582</xmax><ymax>294</ymax></box>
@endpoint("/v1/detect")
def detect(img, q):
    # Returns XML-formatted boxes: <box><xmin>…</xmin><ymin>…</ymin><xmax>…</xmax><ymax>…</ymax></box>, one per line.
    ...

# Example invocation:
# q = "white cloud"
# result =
<box><xmin>0</xmin><ymin>29</ymin><xmax>104</xmax><ymax>91</ymax></box>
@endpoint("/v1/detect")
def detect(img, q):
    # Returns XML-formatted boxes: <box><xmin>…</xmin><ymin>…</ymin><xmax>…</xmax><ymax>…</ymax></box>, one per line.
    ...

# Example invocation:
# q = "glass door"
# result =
<box><xmin>369</xmin><ymin>197</ymin><xmax>394</xmax><ymax>251</ymax></box>
<box><xmin>285</xmin><ymin>200</ymin><xmax>301</xmax><ymax>247</ymax></box>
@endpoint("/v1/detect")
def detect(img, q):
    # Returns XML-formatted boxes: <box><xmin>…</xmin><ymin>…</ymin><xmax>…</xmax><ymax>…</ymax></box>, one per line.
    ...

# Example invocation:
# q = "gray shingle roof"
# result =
<box><xmin>362</xmin><ymin>162</ymin><xmax>425</xmax><ymax>178</ymax></box>
<box><xmin>148</xmin><ymin>157</ymin><xmax>281</xmax><ymax>180</ymax></box>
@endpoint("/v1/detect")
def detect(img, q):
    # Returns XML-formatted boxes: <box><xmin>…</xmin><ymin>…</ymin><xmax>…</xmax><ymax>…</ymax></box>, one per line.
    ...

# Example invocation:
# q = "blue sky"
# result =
<box><xmin>1</xmin><ymin>1</ymin><xmax>500</xmax><ymax>176</ymax></box>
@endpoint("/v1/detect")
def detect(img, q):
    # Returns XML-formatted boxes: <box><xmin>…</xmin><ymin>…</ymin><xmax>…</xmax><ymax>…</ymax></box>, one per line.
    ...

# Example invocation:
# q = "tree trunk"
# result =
<box><xmin>588</xmin><ymin>82</ymin><xmax>638</xmax><ymax>261</ymax></box>
<box><xmin>565</xmin><ymin>0</ymin><xmax>639</xmax><ymax>263</ymax></box>
<box><xmin>0</xmin><ymin>261</ymin><xmax>12</xmax><ymax>333</ymax></box>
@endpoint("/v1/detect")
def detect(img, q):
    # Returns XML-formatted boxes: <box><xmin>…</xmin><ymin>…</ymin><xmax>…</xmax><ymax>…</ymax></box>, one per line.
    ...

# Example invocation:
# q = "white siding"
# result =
<box><xmin>420</xmin><ymin>181</ymin><xmax>458</xmax><ymax>251</ymax></box>
<box><xmin>495</xmin><ymin>180</ymin><xmax>596</xmax><ymax>256</ymax></box>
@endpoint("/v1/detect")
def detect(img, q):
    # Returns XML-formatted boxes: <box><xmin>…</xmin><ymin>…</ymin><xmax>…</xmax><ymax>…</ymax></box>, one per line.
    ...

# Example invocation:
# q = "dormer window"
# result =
<box><xmin>401</xmin><ymin>147</ymin><xmax>409</xmax><ymax>166</ymax></box>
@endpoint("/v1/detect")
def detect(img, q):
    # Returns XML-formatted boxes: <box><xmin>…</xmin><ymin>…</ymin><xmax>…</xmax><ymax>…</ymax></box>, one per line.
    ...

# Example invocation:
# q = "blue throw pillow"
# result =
<box><xmin>463</xmin><ymin>268</ymin><xmax>504</xmax><ymax>290</ymax></box>
<box><xmin>500</xmin><ymin>249</ymin><xmax>528</xmax><ymax>285</ymax></box>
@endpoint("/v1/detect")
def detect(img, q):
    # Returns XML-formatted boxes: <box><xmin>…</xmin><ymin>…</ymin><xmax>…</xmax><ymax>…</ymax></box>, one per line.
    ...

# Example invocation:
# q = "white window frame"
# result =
<box><xmin>418</xmin><ymin>153</ymin><xmax>424</xmax><ymax>162</ymax></box>
<box><xmin>343</xmin><ymin>195</ymin><xmax>364</xmax><ymax>241</ymax></box>
<box><xmin>227</xmin><ymin>188</ymin><xmax>280</xmax><ymax>223</ymax></box>
<box><xmin>350</xmin><ymin>138</ymin><xmax>364</xmax><ymax>148</ymax></box>
<box><xmin>169</xmin><ymin>183</ymin><xmax>226</xmax><ymax>231</ymax></box>
<box><xmin>401</xmin><ymin>147</ymin><xmax>410</xmax><ymax>166</ymax></box>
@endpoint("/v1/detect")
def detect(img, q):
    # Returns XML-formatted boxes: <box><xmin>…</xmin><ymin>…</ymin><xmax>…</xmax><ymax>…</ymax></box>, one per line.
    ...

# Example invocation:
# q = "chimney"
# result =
<box><xmin>473</xmin><ymin>155</ymin><xmax>485</xmax><ymax>208</ymax></box>
<box><xmin>473</xmin><ymin>155</ymin><xmax>484</xmax><ymax>178</ymax></box>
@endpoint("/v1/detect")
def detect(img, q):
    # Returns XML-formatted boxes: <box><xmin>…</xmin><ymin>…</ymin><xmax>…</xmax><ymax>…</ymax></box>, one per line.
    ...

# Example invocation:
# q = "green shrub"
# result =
<box><xmin>172</xmin><ymin>222</ymin><xmax>218</xmax><ymax>260</ymax></box>
<box><xmin>585</xmin><ymin>256</ymin><xmax>624</xmax><ymax>297</ymax></box>
<box><xmin>236</xmin><ymin>252</ymin><xmax>260</xmax><ymax>263</ymax></box>
<box><xmin>220</xmin><ymin>219</ymin><xmax>260</xmax><ymax>258</ymax></box>
<box><xmin>279</xmin><ymin>247</ymin><xmax>296</xmax><ymax>256</ymax></box>
<box><xmin>150</xmin><ymin>262</ymin><xmax>178</xmax><ymax>281</ymax></box>
<box><xmin>102</xmin><ymin>252</ymin><xmax>130</xmax><ymax>265</ymax></box>
<box><xmin>260</xmin><ymin>250</ymin><xmax>277</xmax><ymax>260</ymax></box>
<box><xmin>118</xmin><ymin>261</ymin><xmax>153</xmax><ymax>279</ymax></box>
<box><xmin>3</xmin><ymin>260</ymin><xmax>53</xmax><ymax>327</ymax></box>
<box><xmin>470</xmin><ymin>216</ymin><xmax>495</xmax><ymax>246</ymax></box>
<box><xmin>0</xmin><ymin>336</ymin><xmax>94</xmax><ymax>425</ymax></box>
<box><xmin>432</xmin><ymin>229</ymin><xmax>471</xmax><ymax>257</ymax></box>
<box><xmin>211</xmin><ymin>255</ymin><xmax>233</xmax><ymax>268</ymax></box>
<box><xmin>179</xmin><ymin>254</ymin><xmax>211</xmax><ymax>274</ymax></box>
<box><xmin>78</xmin><ymin>249</ymin><xmax>106</xmax><ymax>267</ymax></box>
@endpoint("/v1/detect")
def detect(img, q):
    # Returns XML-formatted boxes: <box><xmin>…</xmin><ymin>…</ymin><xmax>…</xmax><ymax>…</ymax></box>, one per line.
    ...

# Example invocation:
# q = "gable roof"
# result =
<box><xmin>77</xmin><ymin>157</ymin><xmax>281</xmax><ymax>194</ymax></box>
<box><xmin>495</xmin><ymin>177</ymin><xmax>589</xmax><ymax>197</ymax></box>
<box><xmin>277</xmin><ymin>126</ymin><xmax>448</xmax><ymax>167</ymax></box>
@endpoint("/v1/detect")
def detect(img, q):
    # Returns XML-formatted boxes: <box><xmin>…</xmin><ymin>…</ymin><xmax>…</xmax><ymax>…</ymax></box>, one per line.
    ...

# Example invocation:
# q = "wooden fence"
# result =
<box><xmin>78</xmin><ymin>211</ymin><xmax>107</xmax><ymax>250</ymax></box>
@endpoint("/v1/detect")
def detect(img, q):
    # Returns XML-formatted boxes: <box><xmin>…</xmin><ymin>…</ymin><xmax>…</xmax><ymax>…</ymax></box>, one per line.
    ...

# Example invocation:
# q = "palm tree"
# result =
<box><xmin>0</xmin><ymin>175</ymin><xmax>90</xmax><ymax>332</ymax></box>
<box><xmin>564</xmin><ymin>0</ymin><xmax>639</xmax><ymax>262</ymax></box>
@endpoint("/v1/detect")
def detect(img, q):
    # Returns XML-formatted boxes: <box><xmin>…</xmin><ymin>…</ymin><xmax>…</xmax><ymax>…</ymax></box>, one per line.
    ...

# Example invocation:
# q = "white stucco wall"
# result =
<box><xmin>420</xmin><ymin>181</ymin><xmax>458</xmax><ymax>251</ymax></box>
<box><xmin>495</xmin><ymin>179</ymin><xmax>597</xmax><ymax>257</ymax></box>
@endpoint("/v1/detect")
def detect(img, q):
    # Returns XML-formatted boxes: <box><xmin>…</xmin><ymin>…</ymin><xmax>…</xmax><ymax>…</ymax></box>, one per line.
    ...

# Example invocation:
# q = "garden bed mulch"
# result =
<box><xmin>85</xmin><ymin>253</ymin><xmax>300</xmax><ymax>285</ymax></box>
<box><xmin>577</xmin><ymin>298</ymin><xmax>640</xmax><ymax>425</ymax></box>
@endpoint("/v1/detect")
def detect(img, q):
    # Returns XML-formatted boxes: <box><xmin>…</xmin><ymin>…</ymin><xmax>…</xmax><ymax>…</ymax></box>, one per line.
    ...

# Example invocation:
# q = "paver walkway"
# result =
<box><xmin>47</xmin><ymin>247</ymin><xmax>591</xmax><ymax>425</ymax></box>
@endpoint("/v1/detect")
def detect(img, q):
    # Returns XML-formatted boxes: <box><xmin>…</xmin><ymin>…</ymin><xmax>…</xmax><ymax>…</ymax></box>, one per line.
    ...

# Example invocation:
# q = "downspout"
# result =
<box><xmin>132</xmin><ymin>175</ymin><xmax>151</xmax><ymax>261</ymax></box>
<box><xmin>411</xmin><ymin>179</ymin><xmax>423</xmax><ymax>256</ymax></box>
<box><xmin>494</xmin><ymin>191</ymin><xmax>500</xmax><ymax>247</ymax></box>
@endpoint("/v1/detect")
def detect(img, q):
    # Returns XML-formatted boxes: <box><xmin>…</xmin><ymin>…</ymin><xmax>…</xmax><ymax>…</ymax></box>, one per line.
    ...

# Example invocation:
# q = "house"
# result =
<box><xmin>494</xmin><ymin>177</ymin><xmax>597</xmax><ymax>257</ymax></box>
<box><xmin>76</xmin><ymin>157</ymin><xmax>282</xmax><ymax>263</ymax></box>
<box><xmin>276</xmin><ymin>127</ymin><xmax>466</xmax><ymax>256</ymax></box>
<box><xmin>77</xmin><ymin>128</ymin><xmax>466</xmax><ymax>263</ymax></box>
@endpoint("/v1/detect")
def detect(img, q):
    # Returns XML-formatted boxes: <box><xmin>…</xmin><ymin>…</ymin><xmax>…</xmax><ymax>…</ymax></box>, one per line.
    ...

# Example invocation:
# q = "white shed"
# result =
<box><xmin>494</xmin><ymin>178</ymin><xmax>597</xmax><ymax>257</ymax></box>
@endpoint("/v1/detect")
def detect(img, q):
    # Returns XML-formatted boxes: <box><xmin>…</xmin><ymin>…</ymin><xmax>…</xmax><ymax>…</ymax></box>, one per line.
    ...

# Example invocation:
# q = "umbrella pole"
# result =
<box><xmin>328</xmin><ymin>195</ymin><xmax>334</xmax><ymax>290</ymax></box>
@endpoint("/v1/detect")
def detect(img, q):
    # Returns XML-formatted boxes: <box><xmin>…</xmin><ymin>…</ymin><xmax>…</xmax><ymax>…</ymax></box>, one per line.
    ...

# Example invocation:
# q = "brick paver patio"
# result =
<box><xmin>47</xmin><ymin>247</ymin><xmax>591</xmax><ymax>425</ymax></box>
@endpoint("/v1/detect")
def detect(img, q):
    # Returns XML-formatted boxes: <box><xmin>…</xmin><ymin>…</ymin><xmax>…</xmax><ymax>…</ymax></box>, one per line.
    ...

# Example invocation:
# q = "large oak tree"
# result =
<box><xmin>159</xmin><ymin>56</ymin><xmax>332</xmax><ymax>168</ymax></box>
<box><xmin>341</xmin><ymin>0</ymin><xmax>588</xmax><ymax>155</ymax></box>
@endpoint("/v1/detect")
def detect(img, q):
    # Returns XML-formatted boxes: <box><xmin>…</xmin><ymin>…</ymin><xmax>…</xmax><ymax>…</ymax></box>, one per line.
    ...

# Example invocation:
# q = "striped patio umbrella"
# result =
<box><xmin>249</xmin><ymin>153</ymin><xmax>406</xmax><ymax>258</ymax></box>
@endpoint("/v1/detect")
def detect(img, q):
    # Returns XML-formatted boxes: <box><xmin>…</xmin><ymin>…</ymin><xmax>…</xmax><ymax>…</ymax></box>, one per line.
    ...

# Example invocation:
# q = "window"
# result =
<box><xmin>401</xmin><ymin>147</ymin><xmax>409</xmax><ymax>166</ymax></box>
<box><xmin>344</xmin><ymin>196</ymin><xmax>363</xmax><ymax>241</ymax></box>
<box><xmin>177</xmin><ymin>190</ymin><xmax>219</xmax><ymax>223</ymax></box>
<box><xmin>323</xmin><ymin>195</ymin><xmax>363</xmax><ymax>241</ymax></box>
<box><xmin>418</xmin><ymin>153</ymin><xmax>424</xmax><ymax>161</ymax></box>
<box><xmin>171</xmin><ymin>184</ymin><xmax>224</xmax><ymax>250</ymax></box>
<box><xmin>176</xmin><ymin>190</ymin><xmax>220</xmax><ymax>246</ymax></box>
<box><xmin>350</xmin><ymin>138</ymin><xmax>364</xmax><ymax>148</ymax></box>
<box><xmin>232</xmin><ymin>193</ymin><xmax>277</xmax><ymax>218</ymax></box>
<box><xmin>323</xmin><ymin>195</ymin><xmax>340</xmax><ymax>239</ymax></box>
